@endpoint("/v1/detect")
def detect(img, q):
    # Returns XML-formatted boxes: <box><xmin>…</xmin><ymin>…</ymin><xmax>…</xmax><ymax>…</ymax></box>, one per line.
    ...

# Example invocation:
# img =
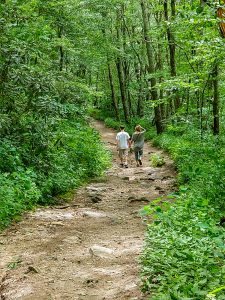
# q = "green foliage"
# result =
<box><xmin>7</xmin><ymin>258</ymin><xmax>22</xmax><ymax>270</ymax></box>
<box><xmin>0</xmin><ymin>170</ymin><xmax>41</xmax><ymax>228</ymax></box>
<box><xmin>0</xmin><ymin>119</ymin><xmax>110</xmax><ymax>229</ymax></box>
<box><xmin>150</xmin><ymin>153</ymin><xmax>165</xmax><ymax>167</ymax></box>
<box><xmin>88</xmin><ymin>107</ymin><xmax>105</xmax><ymax>121</ymax></box>
<box><xmin>141</xmin><ymin>197</ymin><xmax>225</xmax><ymax>300</ymax></box>
<box><xmin>153</xmin><ymin>130</ymin><xmax>225</xmax><ymax>209</ymax></box>
<box><xmin>104</xmin><ymin>117</ymin><xmax>121</xmax><ymax>130</ymax></box>
<box><xmin>38</xmin><ymin>120</ymin><xmax>111</xmax><ymax>201</ymax></box>
<box><xmin>0</xmin><ymin>0</ymin><xmax>111</xmax><ymax>229</ymax></box>
<box><xmin>141</xmin><ymin>125</ymin><xmax>225</xmax><ymax>299</ymax></box>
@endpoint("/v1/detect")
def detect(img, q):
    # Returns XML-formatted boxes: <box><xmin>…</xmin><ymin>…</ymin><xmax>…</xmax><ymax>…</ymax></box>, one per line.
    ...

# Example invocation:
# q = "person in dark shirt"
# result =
<box><xmin>131</xmin><ymin>125</ymin><xmax>146</xmax><ymax>167</ymax></box>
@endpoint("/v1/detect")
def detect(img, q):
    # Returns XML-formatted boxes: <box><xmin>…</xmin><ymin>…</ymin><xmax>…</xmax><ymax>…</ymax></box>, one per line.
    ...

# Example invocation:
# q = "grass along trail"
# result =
<box><xmin>0</xmin><ymin>120</ymin><xmax>176</xmax><ymax>300</ymax></box>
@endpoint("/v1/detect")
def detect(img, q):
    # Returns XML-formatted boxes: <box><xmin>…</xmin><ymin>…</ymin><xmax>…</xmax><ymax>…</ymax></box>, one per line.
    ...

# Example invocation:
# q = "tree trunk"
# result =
<box><xmin>164</xmin><ymin>0</ymin><xmax>180</xmax><ymax>110</ymax></box>
<box><xmin>155</xmin><ymin>10</ymin><xmax>165</xmax><ymax>125</ymax></box>
<box><xmin>116</xmin><ymin>58</ymin><xmax>130</xmax><ymax>123</ymax></box>
<box><xmin>116</xmin><ymin>8</ymin><xmax>130</xmax><ymax>123</ymax></box>
<box><xmin>136</xmin><ymin>64</ymin><xmax>144</xmax><ymax>117</ymax></box>
<box><xmin>107</xmin><ymin>60</ymin><xmax>119</xmax><ymax>120</ymax></box>
<box><xmin>58</xmin><ymin>26</ymin><xmax>64</xmax><ymax>71</ymax></box>
<box><xmin>212</xmin><ymin>63</ymin><xmax>219</xmax><ymax>135</ymax></box>
<box><xmin>140</xmin><ymin>0</ymin><xmax>163</xmax><ymax>134</ymax></box>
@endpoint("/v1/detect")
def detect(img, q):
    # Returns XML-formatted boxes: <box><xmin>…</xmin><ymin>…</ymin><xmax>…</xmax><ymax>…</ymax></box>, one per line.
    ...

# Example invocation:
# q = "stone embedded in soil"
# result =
<box><xmin>155</xmin><ymin>186</ymin><xmax>163</xmax><ymax>190</ymax></box>
<box><xmin>93</xmin><ymin>267</ymin><xmax>123</xmax><ymax>276</ymax></box>
<box><xmin>89</xmin><ymin>245</ymin><xmax>115</xmax><ymax>258</ymax></box>
<box><xmin>89</xmin><ymin>195</ymin><xmax>102</xmax><ymax>203</ymax></box>
<box><xmin>84</xmin><ymin>278</ymin><xmax>99</xmax><ymax>288</ymax></box>
<box><xmin>86</xmin><ymin>186</ymin><xmax>107</xmax><ymax>192</ymax></box>
<box><xmin>31</xmin><ymin>210</ymin><xmax>74</xmax><ymax>221</ymax></box>
<box><xmin>128</xmin><ymin>196</ymin><xmax>136</xmax><ymax>201</ymax></box>
<box><xmin>148</xmin><ymin>177</ymin><xmax>155</xmax><ymax>181</ymax></box>
<box><xmin>128</xmin><ymin>196</ymin><xmax>149</xmax><ymax>203</ymax></box>
<box><xmin>25</xmin><ymin>266</ymin><xmax>39</xmax><ymax>274</ymax></box>
<box><xmin>81</xmin><ymin>210</ymin><xmax>109</xmax><ymax>218</ymax></box>
<box><xmin>158</xmin><ymin>190</ymin><xmax>166</xmax><ymax>195</ymax></box>
<box><xmin>122</xmin><ymin>176</ymin><xmax>137</xmax><ymax>181</ymax></box>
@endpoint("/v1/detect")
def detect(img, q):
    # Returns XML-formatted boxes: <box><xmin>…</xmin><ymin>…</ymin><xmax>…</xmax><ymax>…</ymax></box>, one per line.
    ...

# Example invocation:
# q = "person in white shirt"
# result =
<box><xmin>116</xmin><ymin>125</ymin><xmax>130</xmax><ymax>168</ymax></box>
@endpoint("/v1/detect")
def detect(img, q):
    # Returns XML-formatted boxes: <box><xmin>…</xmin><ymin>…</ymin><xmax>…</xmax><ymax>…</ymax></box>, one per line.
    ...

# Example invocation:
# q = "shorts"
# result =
<box><xmin>118</xmin><ymin>149</ymin><xmax>128</xmax><ymax>159</ymax></box>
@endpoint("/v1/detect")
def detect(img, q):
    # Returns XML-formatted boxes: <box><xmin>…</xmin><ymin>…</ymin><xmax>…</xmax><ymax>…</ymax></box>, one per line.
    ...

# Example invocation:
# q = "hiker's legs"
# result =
<box><xmin>134</xmin><ymin>150</ymin><xmax>139</xmax><ymax>166</ymax></box>
<box><xmin>139</xmin><ymin>149</ymin><xmax>143</xmax><ymax>160</ymax></box>
<box><xmin>119</xmin><ymin>149</ymin><xmax>128</xmax><ymax>166</ymax></box>
<box><xmin>138</xmin><ymin>149</ymin><xmax>143</xmax><ymax>165</ymax></box>
<box><xmin>123</xmin><ymin>149</ymin><xmax>128</xmax><ymax>166</ymax></box>
<box><xmin>118</xmin><ymin>149</ymin><xmax>124</xmax><ymax>165</ymax></box>
<box><xmin>134</xmin><ymin>148</ymin><xmax>143</xmax><ymax>166</ymax></box>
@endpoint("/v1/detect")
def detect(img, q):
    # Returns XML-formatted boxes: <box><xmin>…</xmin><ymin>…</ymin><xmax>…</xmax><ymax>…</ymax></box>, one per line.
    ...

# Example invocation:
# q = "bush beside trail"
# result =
<box><xmin>0</xmin><ymin>119</ymin><xmax>110</xmax><ymax>229</ymax></box>
<box><xmin>142</xmin><ymin>127</ymin><xmax>225</xmax><ymax>299</ymax></box>
<box><xmin>93</xmin><ymin>111</ymin><xmax>225</xmax><ymax>300</ymax></box>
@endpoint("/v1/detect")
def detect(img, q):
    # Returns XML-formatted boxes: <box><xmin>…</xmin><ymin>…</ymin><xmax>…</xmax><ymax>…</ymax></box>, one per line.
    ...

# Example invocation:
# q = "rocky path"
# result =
<box><xmin>0</xmin><ymin>120</ymin><xmax>176</xmax><ymax>300</ymax></box>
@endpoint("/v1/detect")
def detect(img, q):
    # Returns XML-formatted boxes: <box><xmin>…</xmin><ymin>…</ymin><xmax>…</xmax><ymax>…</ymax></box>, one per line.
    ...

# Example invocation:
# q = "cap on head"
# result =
<box><xmin>120</xmin><ymin>125</ymin><xmax>125</xmax><ymax>130</ymax></box>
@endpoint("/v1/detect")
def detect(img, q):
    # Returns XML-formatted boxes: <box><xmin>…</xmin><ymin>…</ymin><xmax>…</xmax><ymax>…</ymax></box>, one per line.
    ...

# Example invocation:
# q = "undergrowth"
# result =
<box><xmin>141</xmin><ymin>127</ymin><xmax>225</xmax><ymax>300</ymax></box>
<box><xmin>0</xmin><ymin>119</ymin><xmax>110</xmax><ymax>229</ymax></box>
<box><xmin>93</xmin><ymin>110</ymin><xmax>225</xmax><ymax>300</ymax></box>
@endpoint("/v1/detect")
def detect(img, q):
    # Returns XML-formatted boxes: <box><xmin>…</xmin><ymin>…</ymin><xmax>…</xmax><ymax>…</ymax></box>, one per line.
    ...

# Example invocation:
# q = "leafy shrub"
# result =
<box><xmin>141</xmin><ymin>197</ymin><xmax>225</xmax><ymax>300</ymax></box>
<box><xmin>0</xmin><ymin>139</ymin><xmax>23</xmax><ymax>173</ymax></box>
<box><xmin>88</xmin><ymin>107</ymin><xmax>105</xmax><ymax>121</ymax></box>
<box><xmin>0</xmin><ymin>119</ymin><xmax>110</xmax><ymax>228</ymax></box>
<box><xmin>141</xmin><ymin>126</ymin><xmax>225</xmax><ymax>299</ymax></box>
<box><xmin>0</xmin><ymin>170</ymin><xmax>41</xmax><ymax>228</ymax></box>
<box><xmin>104</xmin><ymin>117</ymin><xmax>121</xmax><ymax>130</ymax></box>
<box><xmin>150</xmin><ymin>153</ymin><xmax>165</xmax><ymax>167</ymax></box>
<box><xmin>39</xmin><ymin>121</ymin><xmax>111</xmax><ymax>200</ymax></box>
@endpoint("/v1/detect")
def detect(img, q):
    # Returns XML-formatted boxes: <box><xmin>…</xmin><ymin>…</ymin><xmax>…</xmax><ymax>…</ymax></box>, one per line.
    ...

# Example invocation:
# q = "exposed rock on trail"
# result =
<box><xmin>0</xmin><ymin>120</ymin><xmax>176</xmax><ymax>300</ymax></box>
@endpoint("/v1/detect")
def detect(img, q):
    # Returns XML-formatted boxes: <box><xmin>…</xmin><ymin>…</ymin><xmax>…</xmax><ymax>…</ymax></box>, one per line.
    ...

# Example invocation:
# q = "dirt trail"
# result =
<box><xmin>0</xmin><ymin>120</ymin><xmax>176</xmax><ymax>300</ymax></box>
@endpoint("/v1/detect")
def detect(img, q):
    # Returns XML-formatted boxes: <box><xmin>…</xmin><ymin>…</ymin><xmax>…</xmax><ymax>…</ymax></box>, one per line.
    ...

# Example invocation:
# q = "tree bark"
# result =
<box><xmin>164</xmin><ymin>0</ymin><xmax>180</xmax><ymax>110</ymax></box>
<box><xmin>107</xmin><ymin>60</ymin><xmax>119</xmax><ymax>120</ymax></box>
<box><xmin>58</xmin><ymin>26</ymin><xmax>64</xmax><ymax>71</ymax></box>
<box><xmin>116</xmin><ymin>57</ymin><xmax>130</xmax><ymax>123</ymax></box>
<box><xmin>116</xmin><ymin>8</ymin><xmax>130</xmax><ymax>123</ymax></box>
<box><xmin>212</xmin><ymin>63</ymin><xmax>219</xmax><ymax>135</ymax></box>
<box><xmin>140</xmin><ymin>0</ymin><xmax>163</xmax><ymax>134</ymax></box>
<box><xmin>136</xmin><ymin>64</ymin><xmax>144</xmax><ymax>117</ymax></box>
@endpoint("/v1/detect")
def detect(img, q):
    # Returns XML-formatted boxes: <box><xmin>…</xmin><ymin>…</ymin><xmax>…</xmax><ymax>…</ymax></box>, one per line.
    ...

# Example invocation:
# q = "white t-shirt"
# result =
<box><xmin>116</xmin><ymin>131</ymin><xmax>130</xmax><ymax>149</ymax></box>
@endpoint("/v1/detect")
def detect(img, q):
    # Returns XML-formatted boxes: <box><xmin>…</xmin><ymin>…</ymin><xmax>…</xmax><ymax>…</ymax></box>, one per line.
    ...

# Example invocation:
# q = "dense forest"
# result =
<box><xmin>0</xmin><ymin>0</ymin><xmax>225</xmax><ymax>299</ymax></box>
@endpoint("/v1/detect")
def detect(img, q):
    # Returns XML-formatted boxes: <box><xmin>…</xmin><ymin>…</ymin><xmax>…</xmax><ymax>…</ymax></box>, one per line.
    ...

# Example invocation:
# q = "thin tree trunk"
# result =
<box><xmin>164</xmin><ymin>0</ymin><xmax>180</xmax><ymax>110</ymax></box>
<box><xmin>107</xmin><ymin>60</ymin><xmax>119</xmax><ymax>120</ymax></box>
<box><xmin>121</xmin><ymin>6</ymin><xmax>132</xmax><ymax>118</ymax></box>
<box><xmin>155</xmin><ymin>10</ymin><xmax>165</xmax><ymax>125</ymax></box>
<box><xmin>58</xmin><ymin>26</ymin><xmax>64</xmax><ymax>71</ymax></box>
<box><xmin>116</xmin><ymin>58</ymin><xmax>130</xmax><ymax>123</ymax></box>
<box><xmin>212</xmin><ymin>63</ymin><xmax>219</xmax><ymax>135</ymax></box>
<box><xmin>116</xmin><ymin>9</ymin><xmax>130</xmax><ymax>123</ymax></box>
<box><xmin>158</xmin><ymin>42</ymin><xmax>165</xmax><ymax>124</ymax></box>
<box><xmin>140</xmin><ymin>0</ymin><xmax>163</xmax><ymax>134</ymax></box>
<box><xmin>136</xmin><ymin>64</ymin><xmax>144</xmax><ymax>117</ymax></box>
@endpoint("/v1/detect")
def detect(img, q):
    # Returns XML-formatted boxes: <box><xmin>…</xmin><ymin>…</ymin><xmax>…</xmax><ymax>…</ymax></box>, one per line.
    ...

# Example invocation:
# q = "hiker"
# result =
<box><xmin>116</xmin><ymin>125</ymin><xmax>130</xmax><ymax>168</ymax></box>
<box><xmin>131</xmin><ymin>125</ymin><xmax>146</xmax><ymax>167</ymax></box>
